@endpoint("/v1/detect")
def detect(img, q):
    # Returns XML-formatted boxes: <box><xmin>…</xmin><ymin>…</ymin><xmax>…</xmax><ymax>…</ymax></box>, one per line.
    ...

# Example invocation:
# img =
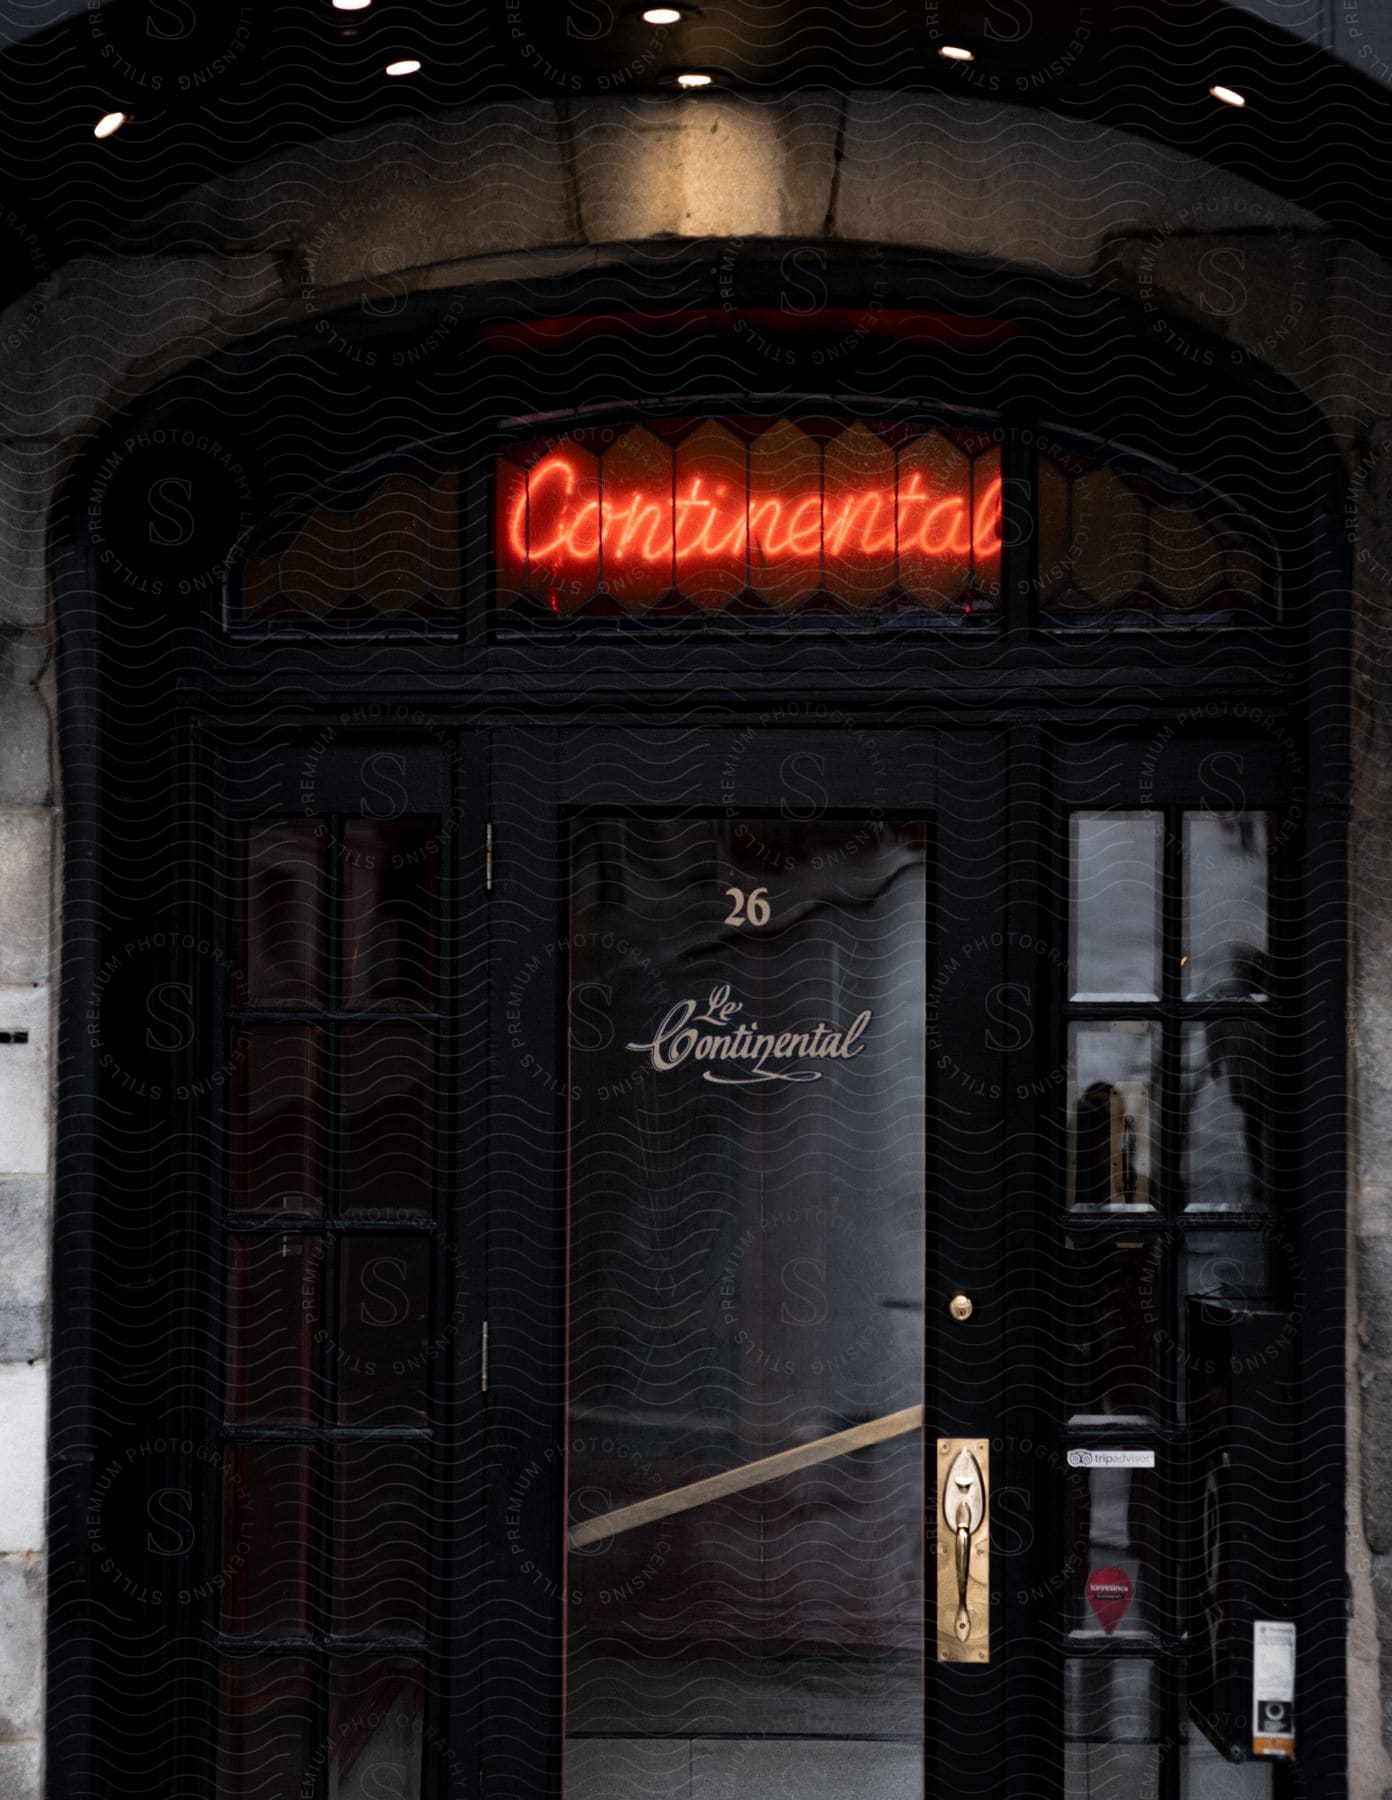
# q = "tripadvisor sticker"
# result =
<box><xmin>1067</xmin><ymin>1447</ymin><xmax>1155</xmax><ymax>1469</ymax></box>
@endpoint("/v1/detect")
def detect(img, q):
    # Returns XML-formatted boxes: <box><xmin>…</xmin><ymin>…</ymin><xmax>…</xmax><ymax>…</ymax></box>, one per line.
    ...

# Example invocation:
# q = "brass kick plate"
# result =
<box><xmin>936</xmin><ymin>1438</ymin><xmax>990</xmax><ymax>1663</ymax></box>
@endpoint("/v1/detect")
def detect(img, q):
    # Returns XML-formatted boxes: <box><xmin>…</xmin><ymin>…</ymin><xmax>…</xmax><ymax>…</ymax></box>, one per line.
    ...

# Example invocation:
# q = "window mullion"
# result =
<box><xmin>1001</xmin><ymin>426</ymin><xmax>1035</xmax><ymax>639</ymax></box>
<box><xmin>308</xmin><ymin>814</ymin><xmax>347</xmax><ymax>1793</ymax></box>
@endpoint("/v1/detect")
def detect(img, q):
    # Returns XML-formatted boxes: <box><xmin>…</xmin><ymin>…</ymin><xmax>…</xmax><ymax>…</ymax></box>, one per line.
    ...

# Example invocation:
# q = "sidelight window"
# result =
<box><xmin>215</xmin><ymin>813</ymin><xmax>445</xmax><ymax>1800</ymax></box>
<box><xmin>1066</xmin><ymin>808</ymin><xmax>1277</xmax><ymax>1216</ymax></box>
<box><xmin>1063</xmin><ymin>805</ymin><xmax>1290</xmax><ymax>1799</ymax></box>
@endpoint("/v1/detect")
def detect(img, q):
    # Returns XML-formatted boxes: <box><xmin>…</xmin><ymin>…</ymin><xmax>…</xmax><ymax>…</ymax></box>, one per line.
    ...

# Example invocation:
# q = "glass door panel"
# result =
<box><xmin>564</xmin><ymin>816</ymin><xmax>927</xmax><ymax>1800</ymax></box>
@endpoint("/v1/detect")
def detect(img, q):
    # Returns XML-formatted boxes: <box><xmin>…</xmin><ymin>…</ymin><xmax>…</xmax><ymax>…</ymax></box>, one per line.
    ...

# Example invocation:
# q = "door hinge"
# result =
<box><xmin>480</xmin><ymin>1320</ymin><xmax>490</xmax><ymax>1392</ymax></box>
<box><xmin>485</xmin><ymin>822</ymin><xmax>494</xmax><ymax>894</ymax></box>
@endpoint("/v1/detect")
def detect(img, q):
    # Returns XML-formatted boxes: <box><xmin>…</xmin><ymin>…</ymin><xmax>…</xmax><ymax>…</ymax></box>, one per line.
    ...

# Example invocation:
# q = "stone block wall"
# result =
<box><xmin>0</xmin><ymin>89</ymin><xmax>1385</xmax><ymax>1798</ymax></box>
<box><xmin>0</xmin><ymin>614</ymin><xmax>52</xmax><ymax>1795</ymax></box>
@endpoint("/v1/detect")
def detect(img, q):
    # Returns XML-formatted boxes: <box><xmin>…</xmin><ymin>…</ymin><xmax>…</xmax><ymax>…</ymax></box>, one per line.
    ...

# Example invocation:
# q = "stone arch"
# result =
<box><xmin>3</xmin><ymin>85</ymin><xmax>1387</xmax><ymax>1800</ymax></box>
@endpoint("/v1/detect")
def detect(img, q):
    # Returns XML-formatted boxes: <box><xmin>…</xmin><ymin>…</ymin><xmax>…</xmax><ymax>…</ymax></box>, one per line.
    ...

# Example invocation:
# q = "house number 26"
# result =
<box><xmin>724</xmin><ymin>886</ymin><xmax>772</xmax><ymax>928</ymax></box>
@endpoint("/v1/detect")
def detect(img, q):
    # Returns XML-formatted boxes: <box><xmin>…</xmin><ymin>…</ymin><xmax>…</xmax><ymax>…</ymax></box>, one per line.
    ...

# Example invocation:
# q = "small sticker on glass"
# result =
<box><xmin>1252</xmin><ymin>1619</ymin><xmax>1295</xmax><ymax>1758</ymax></box>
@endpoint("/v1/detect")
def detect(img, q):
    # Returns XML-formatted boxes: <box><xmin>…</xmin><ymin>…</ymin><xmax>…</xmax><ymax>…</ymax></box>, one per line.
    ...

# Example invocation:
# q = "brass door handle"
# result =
<box><xmin>939</xmin><ymin>1443</ymin><xmax>988</xmax><ymax>1657</ymax></box>
<box><xmin>953</xmin><ymin>1504</ymin><xmax>974</xmax><ymax>1639</ymax></box>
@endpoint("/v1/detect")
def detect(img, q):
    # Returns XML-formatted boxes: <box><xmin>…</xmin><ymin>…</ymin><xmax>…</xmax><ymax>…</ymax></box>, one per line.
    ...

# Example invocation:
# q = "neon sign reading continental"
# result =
<box><xmin>508</xmin><ymin>454</ymin><xmax>1001</xmax><ymax>566</ymax></box>
<box><xmin>495</xmin><ymin>417</ymin><xmax>1001</xmax><ymax>617</ymax></box>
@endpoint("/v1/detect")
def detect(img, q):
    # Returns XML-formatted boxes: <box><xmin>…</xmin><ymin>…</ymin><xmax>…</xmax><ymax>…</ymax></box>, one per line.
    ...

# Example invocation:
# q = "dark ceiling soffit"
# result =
<box><xmin>1</xmin><ymin>0</ymin><xmax>1391</xmax><ymax>319</ymax></box>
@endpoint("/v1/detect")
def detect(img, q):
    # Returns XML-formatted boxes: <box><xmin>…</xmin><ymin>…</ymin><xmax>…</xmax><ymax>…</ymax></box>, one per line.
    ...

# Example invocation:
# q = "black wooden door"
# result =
<box><xmin>483</xmin><ymin>725</ymin><xmax>1034</xmax><ymax>1800</ymax></box>
<box><xmin>128</xmin><ymin>716</ymin><xmax>1331</xmax><ymax>1800</ymax></box>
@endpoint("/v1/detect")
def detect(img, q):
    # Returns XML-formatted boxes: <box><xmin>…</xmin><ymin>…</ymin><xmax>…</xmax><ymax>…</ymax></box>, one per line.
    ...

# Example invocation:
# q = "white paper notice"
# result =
<box><xmin>1252</xmin><ymin>1619</ymin><xmax>1296</xmax><ymax>1758</ymax></box>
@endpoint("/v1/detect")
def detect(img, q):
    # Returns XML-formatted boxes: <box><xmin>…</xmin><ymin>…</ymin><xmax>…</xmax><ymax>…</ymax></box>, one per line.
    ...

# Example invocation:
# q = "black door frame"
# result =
<box><xmin>44</xmin><ymin>692</ymin><xmax>1347</xmax><ymax>1799</ymax></box>
<box><xmin>48</xmin><ymin>256</ymin><xmax>1349</xmax><ymax>1800</ymax></box>
<box><xmin>484</xmin><ymin>722</ymin><xmax>1034</xmax><ymax>1799</ymax></box>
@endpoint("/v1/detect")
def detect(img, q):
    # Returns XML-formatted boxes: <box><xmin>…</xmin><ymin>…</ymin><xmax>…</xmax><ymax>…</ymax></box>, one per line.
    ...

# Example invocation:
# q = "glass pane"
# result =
<box><xmin>1183</xmin><ymin>1229</ymin><xmax>1274</xmax><ymax>1308</ymax></box>
<box><xmin>337</xmin><ymin>1236</ymin><xmax>432</xmax><ymax>1426</ymax></box>
<box><xmin>233</xmin><ymin>820</ymin><xmax>327</xmax><ymax>1008</ymax></box>
<box><xmin>334</xmin><ymin>1444</ymin><xmax>430</xmax><ymax>1641</ymax></box>
<box><xmin>1069</xmin><ymin>466</ymin><xmax>1149</xmax><ymax>613</ymax></box>
<box><xmin>1183</xmin><ymin>814</ymin><xmax>1271</xmax><ymax>999</ymax></box>
<box><xmin>1065</xmin><ymin>1743</ymin><xmax>1161</xmax><ymax>1800</ymax></box>
<box><xmin>221</xmin><ymin>1445</ymin><xmax>311</xmax><ymax>1636</ymax></box>
<box><xmin>1068</xmin><ymin>1024</ymin><xmax>1157</xmax><ymax>1209</ymax></box>
<box><xmin>343</xmin><ymin>819</ymin><xmax>438</xmax><ymax>1010</ymax></box>
<box><xmin>340</xmin><ymin>1026</ymin><xmax>435</xmax><ymax>1214</ymax></box>
<box><xmin>1038</xmin><ymin>440</ymin><xmax>1271</xmax><ymax>631</ymax></box>
<box><xmin>216</xmin><ymin>1657</ymin><xmax>314</xmax><ymax>1800</ymax></box>
<box><xmin>1065</xmin><ymin>1658</ymin><xmax>1160</xmax><ymax>1739</ymax></box>
<box><xmin>1064</xmin><ymin>1462</ymin><xmax>1161</xmax><ymax>1643</ymax></box>
<box><xmin>1182</xmin><ymin>1021</ymin><xmax>1271</xmax><ymax>1210</ymax></box>
<box><xmin>225</xmin><ymin>1233</ymin><xmax>323</xmax><ymax>1423</ymax></box>
<box><xmin>1182</xmin><ymin>1721</ymin><xmax>1272</xmax><ymax>1797</ymax></box>
<box><xmin>230</xmin><ymin>1027</ymin><xmax>325</xmax><ymax>1213</ymax></box>
<box><xmin>327</xmin><ymin>1659</ymin><xmax>424</xmax><ymax>1800</ymax></box>
<box><xmin>564</xmin><ymin>817</ymin><xmax>926</xmax><ymax>1792</ymax></box>
<box><xmin>1069</xmin><ymin>813</ymin><xmax>1161</xmax><ymax>1001</ymax></box>
<box><xmin>237</xmin><ymin>458</ymin><xmax>457</xmax><ymax>631</ymax></box>
<box><xmin>1064</xmin><ymin>1236</ymin><xmax>1162</xmax><ymax>1422</ymax></box>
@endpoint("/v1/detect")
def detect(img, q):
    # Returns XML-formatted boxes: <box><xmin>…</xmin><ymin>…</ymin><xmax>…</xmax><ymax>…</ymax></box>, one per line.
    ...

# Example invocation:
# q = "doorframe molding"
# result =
<box><xmin>47</xmin><ymin>257</ymin><xmax>1350</xmax><ymax>1797</ymax></box>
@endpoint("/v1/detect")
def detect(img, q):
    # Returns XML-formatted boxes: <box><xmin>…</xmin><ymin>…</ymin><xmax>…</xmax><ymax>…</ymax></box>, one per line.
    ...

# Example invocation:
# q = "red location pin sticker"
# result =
<box><xmin>1086</xmin><ymin>1567</ymin><xmax>1134</xmax><ymax>1636</ymax></box>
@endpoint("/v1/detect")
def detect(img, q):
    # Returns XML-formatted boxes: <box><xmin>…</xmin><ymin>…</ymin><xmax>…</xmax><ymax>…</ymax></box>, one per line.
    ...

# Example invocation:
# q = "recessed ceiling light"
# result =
<box><xmin>93</xmin><ymin>111</ymin><xmax>128</xmax><ymax>139</ymax></box>
<box><xmin>938</xmin><ymin>44</ymin><xmax>974</xmax><ymax>62</ymax></box>
<box><xmin>385</xmin><ymin>58</ymin><xmax>422</xmax><ymax>76</ymax></box>
<box><xmin>643</xmin><ymin>6</ymin><xmax>685</xmax><ymax>20</ymax></box>
<box><xmin>1210</xmin><ymin>83</ymin><xmax>1246</xmax><ymax>107</ymax></box>
<box><xmin>675</xmin><ymin>70</ymin><xmax>713</xmax><ymax>88</ymax></box>
<box><xmin>332</xmin><ymin>0</ymin><xmax>372</xmax><ymax>9</ymax></box>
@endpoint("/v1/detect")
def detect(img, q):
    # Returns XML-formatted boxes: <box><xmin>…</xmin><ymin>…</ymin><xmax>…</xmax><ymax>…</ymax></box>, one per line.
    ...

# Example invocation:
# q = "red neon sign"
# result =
<box><xmin>508</xmin><ymin>456</ymin><xmax>1000</xmax><ymax>566</ymax></box>
<box><xmin>496</xmin><ymin>419</ymin><xmax>1000</xmax><ymax>618</ymax></box>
